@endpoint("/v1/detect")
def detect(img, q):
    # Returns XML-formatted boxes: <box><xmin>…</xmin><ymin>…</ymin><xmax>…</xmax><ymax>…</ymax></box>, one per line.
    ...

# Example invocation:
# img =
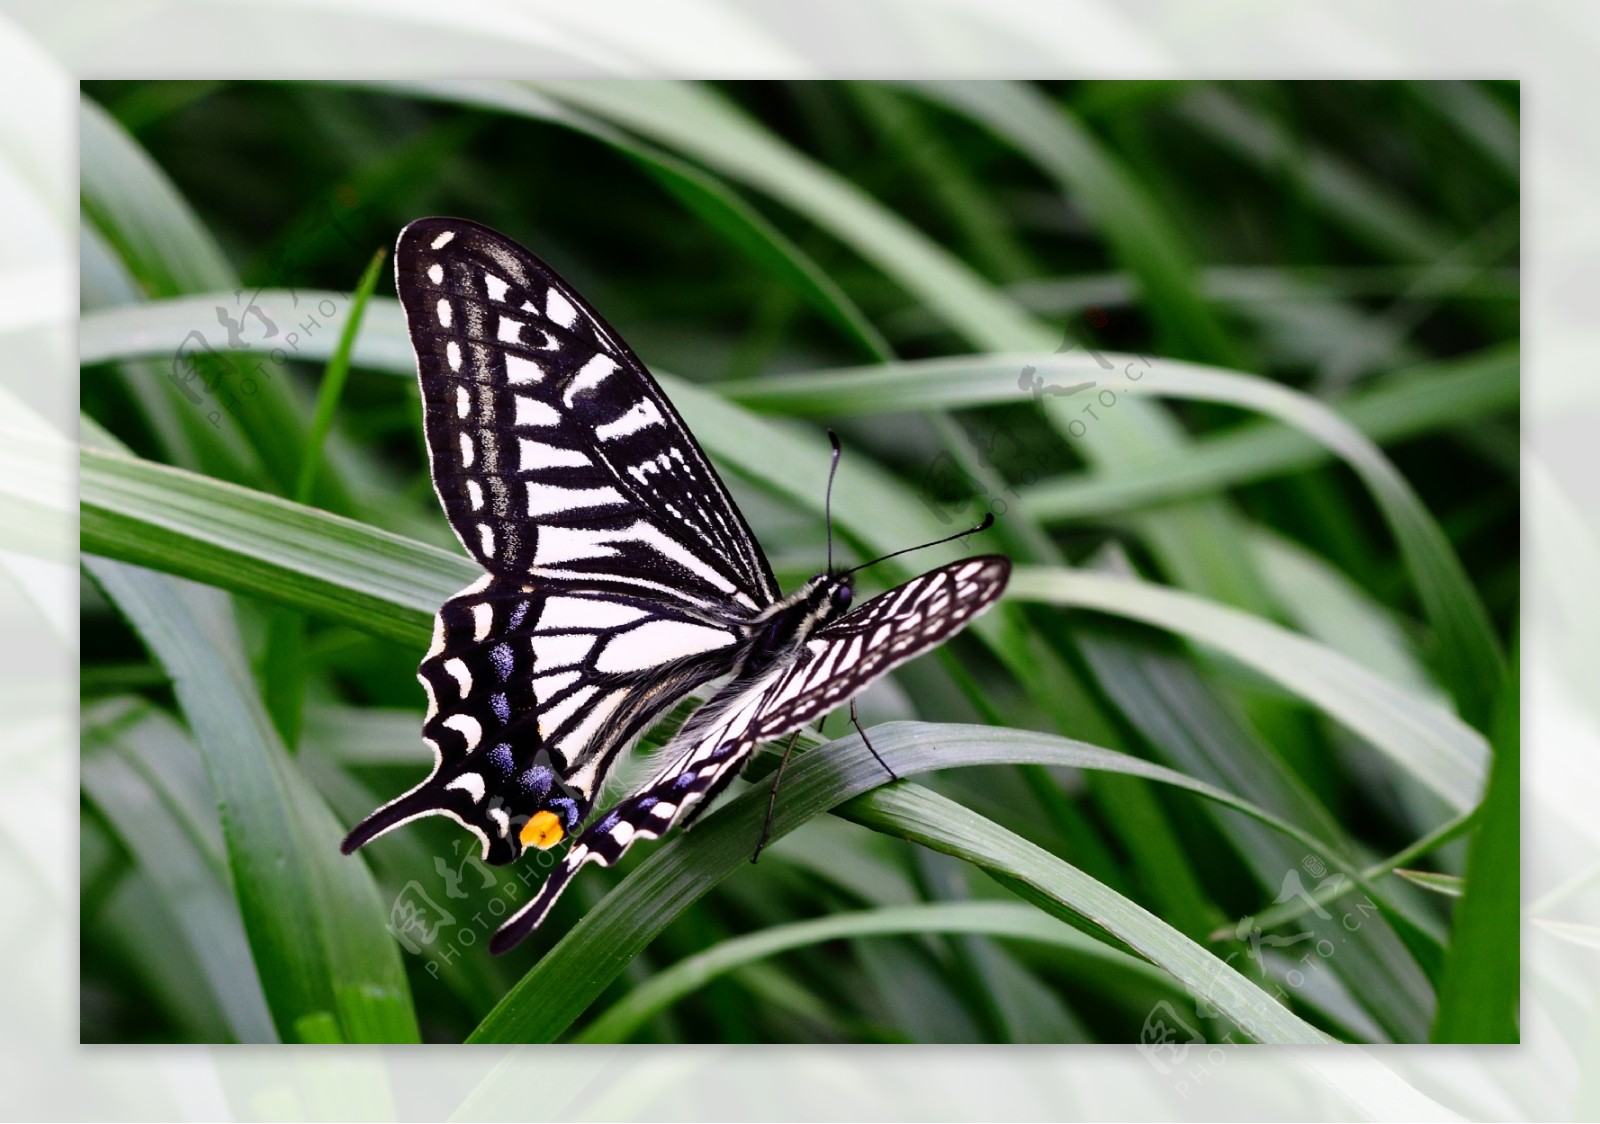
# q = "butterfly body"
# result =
<box><xmin>342</xmin><ymin>217</ymin><xmax>1010</xmax><ymax>952</ymax></box>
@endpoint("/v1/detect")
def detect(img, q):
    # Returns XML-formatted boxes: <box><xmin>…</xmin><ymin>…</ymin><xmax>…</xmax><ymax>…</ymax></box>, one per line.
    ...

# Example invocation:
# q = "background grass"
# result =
<box><xmin>78</xmin><ymin>79</ymin><xmax>1518</xmax><ymax>1045</ymax></box>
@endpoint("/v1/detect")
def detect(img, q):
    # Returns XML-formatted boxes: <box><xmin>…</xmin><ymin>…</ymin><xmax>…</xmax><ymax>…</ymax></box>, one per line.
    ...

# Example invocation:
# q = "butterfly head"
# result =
<box><xmin>801</xmin><ymin>571</ymin><xmax>854</xmax><ymax>628</ymax></box>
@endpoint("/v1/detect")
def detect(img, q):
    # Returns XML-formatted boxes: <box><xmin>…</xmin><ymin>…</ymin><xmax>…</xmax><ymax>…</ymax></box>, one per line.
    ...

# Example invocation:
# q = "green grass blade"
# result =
<box><xmin>81</xmin><ymin>442</ymin><xmax>466</xmax><ymax>646</ymax></box>
<box><xmin>263</xmin><ymin>245</ymin><xmax>391</xmax><ymax>746</ymax></box>
<box><xmin>726</xmin><ymin>351</ymin><xmax>1506</xmax><ymax>726</ymax></box>
<box><xmin>296</xmin><ymin>247</ymin><xmax>387</xmax><ymax>503</ymax></box>
<box><xmin>1395</xmin><ymin>870</ymin><xmax>1466</xmax><ymax>898</ymax></box>
<box><xmin>1005</xmin><ymin>566</ymin><xmax>1488</xmax><ymax>813</ymax></box>
<box><xmin>469</xmin><ymin>722</ymin><xmax>1366</xmax><ymax>1044</ymax></box>
<box><xmin>1431</xmin><ymin>638</ymin><xmax>1520</xmax><ymax>1042</ymax></box>
<box><xmin>576</xmin><ymin>901</ymin><xmax>1170</xmax><ymax>1044</ymax></box>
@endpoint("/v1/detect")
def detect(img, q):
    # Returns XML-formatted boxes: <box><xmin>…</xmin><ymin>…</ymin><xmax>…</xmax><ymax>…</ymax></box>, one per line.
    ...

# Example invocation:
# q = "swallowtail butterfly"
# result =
<box><xmin>342</xmin><ymin>218</ymin><xmax>1010</xmax><ymax>953</ymax></box>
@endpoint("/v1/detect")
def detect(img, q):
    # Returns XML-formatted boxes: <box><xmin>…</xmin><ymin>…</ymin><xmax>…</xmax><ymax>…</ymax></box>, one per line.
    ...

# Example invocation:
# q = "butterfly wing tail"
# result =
<box><xmin>489</xmin><ymin>852</ymin><xmax>580</xmax><ymax>954</ymax></box>
<box><xmin>340</xmin><ymin>784</ymin><xmax>442</xmax><ymax>856</ymax></box>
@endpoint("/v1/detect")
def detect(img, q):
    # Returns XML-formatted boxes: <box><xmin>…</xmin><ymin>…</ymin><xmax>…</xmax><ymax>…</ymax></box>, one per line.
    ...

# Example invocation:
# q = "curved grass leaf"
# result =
<box><xmin>723</xmin><ymin>350</ymin><xmax>1505</xmax><ymax>726</ymax></box>
<box><xmin>470</xmin><ymin>722</ymin><xmax>1343</xmax><ymax>1045</ymax></box>
<box><xmin>734</xmin><ymin>344</ymin><xmax>1517</xmax><ymax>519</ymax></box>
<box><xmin>1005</xmin><ymin>566</ymin><xmax>1487</xmax><ymax>813</ymax></box>
<box><xmin>1396</xmin><ymin>870</ymin><xmax>1466</xmax><ymax>898</ymax></box>
<box><xmin>576</xmin><ymin>900</ymin><xmax>1172</xmax><ymax>1044</ymax></box>
<box><xmin>81</xmin><ymin>442</ymin><xmax>465</xmax><ymax>647</ymax></box>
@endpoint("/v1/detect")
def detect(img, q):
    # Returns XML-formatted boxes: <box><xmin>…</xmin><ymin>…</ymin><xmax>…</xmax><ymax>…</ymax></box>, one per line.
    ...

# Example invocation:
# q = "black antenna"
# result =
<box><xmin>845</xmin><ymin>513</ymin><xmax>995</xmax><ymax>577</ymax></box>
<box><xmin>825</xmin><ymin>429</ymin><xmax>843</xmax><ymax>573</ymax></box>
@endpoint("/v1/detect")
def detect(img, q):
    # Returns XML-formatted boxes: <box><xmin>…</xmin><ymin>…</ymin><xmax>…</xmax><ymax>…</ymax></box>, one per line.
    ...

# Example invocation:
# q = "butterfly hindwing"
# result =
<box><xmin>340</xmin><ymin>568</ymin><xmax>745</xmax><ymax>865</ymax></box>
<box><xmin>487</xmin><ymin>555</ymin><xmax>1011</xmax><ymax>950</ymax></box>
<box><xmin>395</xmin><ymin>217</ymin><xmax>777</xmax><ymax>612</ymax></box>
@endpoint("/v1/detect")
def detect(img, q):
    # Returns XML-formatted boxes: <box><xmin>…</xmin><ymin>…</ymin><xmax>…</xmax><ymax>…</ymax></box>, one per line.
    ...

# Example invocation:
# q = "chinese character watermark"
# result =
<box><xmin>167</xmin><ymin>189</ymin><xmax>370</xmax><ymax>428</ymax></box>
<box><xmin>1141</xmin><ymin>855</ymin><xmax>1380</xmax><ymax>1090</ymax></box>
<box><xmin>918</xmin><ymin>310</ymin><xmax>1156</xmax><ymax>525</ymax></box>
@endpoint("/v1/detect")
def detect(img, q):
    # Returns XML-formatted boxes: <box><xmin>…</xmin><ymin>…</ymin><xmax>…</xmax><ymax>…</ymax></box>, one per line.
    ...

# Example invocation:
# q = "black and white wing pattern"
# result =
<box><xmin>488</xmin><ymin>555</ymin><xmax>1011</xmax><ymax>952</ymax></box>
<box><xmin>342</xmin><ymin>218</ymin><xmax>775</xmax><ymax>865</ymax></box>
<box><xmin>343</xmin><ymin>577</ymin><xmax>745</xmax><ymax>864</ymax></box>
<box><xmin>397</xmin><ymin>216</ymin><xmax>776</xmax><ymax>608</ymax></box>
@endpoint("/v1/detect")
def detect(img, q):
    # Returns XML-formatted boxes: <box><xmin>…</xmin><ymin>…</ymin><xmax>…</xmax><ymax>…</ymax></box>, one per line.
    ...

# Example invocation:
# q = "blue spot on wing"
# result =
<box><xmin>518</xmin><ymin>764</ymin><xmax>553</xmax><ymax>797</ymax></box>
<box><xmin>489</xmin><ymin>643</ymin><xmax>514</xmax><ymax>681</ymax></box>
<box><xmin>551</xmin><ymin>796</ymin><xmax>579</xmax><ymax>829</ymax></box>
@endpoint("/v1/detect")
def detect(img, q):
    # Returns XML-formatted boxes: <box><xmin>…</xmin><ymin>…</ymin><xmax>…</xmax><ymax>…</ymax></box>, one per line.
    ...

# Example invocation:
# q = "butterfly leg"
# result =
<box><xmin>851</xmin><ymin>699</ymin><xmax>899</xmax><ymax>783</ymax></box>
<box><xmin>751</xmin><ymin>731</ymin><xmax>803</xmax><ymax>865</ymax></box>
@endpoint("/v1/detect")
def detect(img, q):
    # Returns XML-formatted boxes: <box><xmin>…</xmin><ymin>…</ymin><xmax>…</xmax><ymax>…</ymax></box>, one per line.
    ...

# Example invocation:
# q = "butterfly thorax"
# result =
<box><xmin>735</xmin><ymin>573</ymin><xmax>853</xmax><ymax>680</ymax></box>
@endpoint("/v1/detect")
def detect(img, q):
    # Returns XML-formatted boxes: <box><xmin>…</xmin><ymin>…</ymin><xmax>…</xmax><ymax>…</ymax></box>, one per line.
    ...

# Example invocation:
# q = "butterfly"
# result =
<box><xmin>341</xmin><ymin>217</ymin><xmax>1011</xmax><ymax>954</ymax></box>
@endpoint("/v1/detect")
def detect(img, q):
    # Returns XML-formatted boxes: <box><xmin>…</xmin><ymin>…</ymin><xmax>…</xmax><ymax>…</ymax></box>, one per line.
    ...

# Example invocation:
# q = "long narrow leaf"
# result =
<box><xmin>1005</xmin><ymin>566</ymin><xmax>1488</xmax><ymax>813</ymax></box>
<box><xmin>1431</xmin><ymin>640</ymin><xmax>1520</xmax><ymax>1042</ymax></box>
<box><xmin>470</xmin><ymin>723</ymin><xmax>1347</xmax><ymax>1044</ymax></box>
<box><xmin>576</xmin><ymin>901</ymin><xmax>1172</xmax><ymax>1044</ymax></box>
<box><xmin>725</xmin><ymin>351</ymin><xmax>1505</xmax><ymax>725</ymax></box>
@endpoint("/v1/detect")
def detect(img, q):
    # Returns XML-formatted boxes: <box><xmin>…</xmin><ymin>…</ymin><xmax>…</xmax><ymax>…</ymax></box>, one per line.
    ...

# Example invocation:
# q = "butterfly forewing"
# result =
<box><xmin>487</xmin><ymin>555</ymin><xmax>1011</xmax><ymax>951</ymax></box>
<box><xmin>394</xmin><ymin>217</ymin><xmax>777</xmax><ymax>611</ymax></box>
